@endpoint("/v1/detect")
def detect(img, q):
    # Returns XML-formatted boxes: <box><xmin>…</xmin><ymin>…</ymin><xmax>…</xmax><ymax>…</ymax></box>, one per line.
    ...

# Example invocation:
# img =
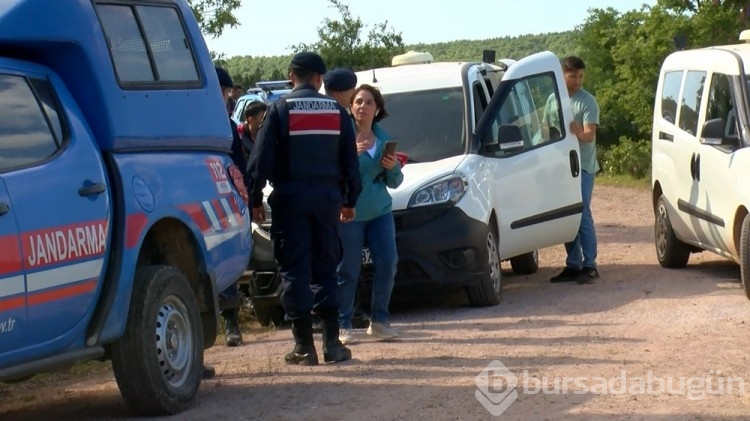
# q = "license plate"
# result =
<box><xmin>361</xmin><ymin>248</ymin><xmax>372</xmax><ymax>264</ymax></box>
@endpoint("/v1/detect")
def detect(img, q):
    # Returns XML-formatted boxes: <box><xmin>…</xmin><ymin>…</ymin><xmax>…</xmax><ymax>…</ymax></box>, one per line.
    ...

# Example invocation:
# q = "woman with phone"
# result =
<box><xmin>337</xmin><ymin>84</ymin><xmax>403</xmax><ymax>344</ymax></box>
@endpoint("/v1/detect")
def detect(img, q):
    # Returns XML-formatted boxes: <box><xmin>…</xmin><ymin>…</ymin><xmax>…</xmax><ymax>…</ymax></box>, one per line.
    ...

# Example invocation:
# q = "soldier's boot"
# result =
<box><xmin>320</xmin><ymin>315</ymin><xmax>352</xmax><ymax>363</ymax></box>
<box><xmin>285</xmin><ymin>319</ymin><xmax>319</xmax><ymax>366</ymax></box>
<box><xmin>221</xmin><ymin>309</ymin><xmax>243</xmax><ymax>347</ymax></box>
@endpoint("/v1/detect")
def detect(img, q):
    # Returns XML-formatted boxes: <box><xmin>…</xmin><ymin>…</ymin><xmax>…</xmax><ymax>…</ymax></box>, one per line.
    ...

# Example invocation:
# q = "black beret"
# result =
<box><xmin>323</xmin><ymin>68</ymin><xmax>357</xmax><ymax>91</ymax></box>
<box><xmin>215</xmin><ymin>66</ymin><xmax>234</xmax><ymax>88</ymax></box>
<box><xmin>290</xmin><ymin>51</ymin><xmax>327</xmax><ymax>75</ymax></box>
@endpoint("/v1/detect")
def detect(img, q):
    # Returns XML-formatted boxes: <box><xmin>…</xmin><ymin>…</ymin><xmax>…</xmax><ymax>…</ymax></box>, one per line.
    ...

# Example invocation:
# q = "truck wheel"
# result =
<box><xmin>251</xmin><ymin>301</ymin><xmax>286</xmax><ymax>327</ymax></box>
<box><xmin>510</xmin><ymin>250</ymin><xmax>539</xmax><ymax>275</ymax></box>
<box><xmin>249</xmin><ymin>271</ymin><xmax>286</xmax><ymax>327</ymax></box>
<box><xmin>739</xmin><ymin>214</ymin><xmax>750</xmax><ymax>300</ymax></box>
<box><xmin>466</xmin><ymin>222</ymin><xmax>501</xmax><ymax>307</ymax></box>
<box><xmin>654</xmin><ymin>195</ymin><xmax>690</xmax><ymax>268</ymax></box>
<box><xmin>110</xmin><ymin>266</ymin><xmax>203</xmax><ymax>416</ymax></box>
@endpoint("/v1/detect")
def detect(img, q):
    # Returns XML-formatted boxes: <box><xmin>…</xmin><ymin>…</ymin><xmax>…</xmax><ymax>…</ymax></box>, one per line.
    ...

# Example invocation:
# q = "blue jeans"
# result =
<box><xmin>565</xmin><ymin>170</ymin><xmax>597</xmax><ymax>269</ymax></box>
<box><xmin>338</xmin><ymin>213</ymin><xmax>397</xmax><ymax>329</ymax></box>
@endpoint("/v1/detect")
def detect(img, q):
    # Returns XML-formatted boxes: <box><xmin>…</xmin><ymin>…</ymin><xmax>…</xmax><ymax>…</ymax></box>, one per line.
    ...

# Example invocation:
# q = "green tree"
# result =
<box><xmin>292</xmin><ymin>0</ymin><xmax>405</xmax><ymax>70</ymax></box>
<box><xmin>188</xmin><ymin>0</ymin><xmax>241</xmax><ymax>37</ymax></box>
<box><xmin>577</xmin><ymin>0</ymin><xmax>749</xmax><ymax>146</ymax></box>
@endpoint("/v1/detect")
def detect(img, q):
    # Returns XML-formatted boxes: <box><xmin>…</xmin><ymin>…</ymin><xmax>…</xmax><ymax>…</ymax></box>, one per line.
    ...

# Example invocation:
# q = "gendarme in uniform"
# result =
<box><xmin>246</xmin><ymin>52</ymin><xmax>362</xmax><ymax>365</ymax></box>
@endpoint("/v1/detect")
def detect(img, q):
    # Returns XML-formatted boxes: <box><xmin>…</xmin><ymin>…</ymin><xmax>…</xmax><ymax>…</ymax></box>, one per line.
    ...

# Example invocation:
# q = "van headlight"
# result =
<box><xmin>408</xmin><ymin>174</ymin><xmax>468</xmax><ymax>208</ymax></box>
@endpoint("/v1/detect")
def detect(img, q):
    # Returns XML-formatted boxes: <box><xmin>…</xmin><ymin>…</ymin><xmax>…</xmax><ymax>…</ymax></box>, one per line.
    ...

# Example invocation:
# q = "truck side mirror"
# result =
<box><xmin>700</xmin><ymin>118</ymin><xmax>729</xmax><ymax>146</ymax></box>
<box><xmin>485</xmin><ymin>124</ymin><xmax>524</xmax><ymax>153</ymax></box>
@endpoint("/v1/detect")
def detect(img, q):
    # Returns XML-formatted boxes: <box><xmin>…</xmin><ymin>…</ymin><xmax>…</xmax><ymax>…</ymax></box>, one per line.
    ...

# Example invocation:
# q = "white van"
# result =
<box><xmin>247</xmin><ymin>50</ymin><xmax>584</xmax><ymax>324</ymax></box>
<box><xmin>348</xmin><ymin>50</ymin><xmax>583</xmax><ymax>306</ymax></box>
<box><xmin>652</xmin><ymin>32</ymin><xmax>750</xmax><ymax>299</ymax></box>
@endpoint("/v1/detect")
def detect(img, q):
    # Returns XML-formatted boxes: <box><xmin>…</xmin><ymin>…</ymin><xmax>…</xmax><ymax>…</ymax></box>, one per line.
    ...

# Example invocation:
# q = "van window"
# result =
<box><xmin>679</xmin><ymin>71</ymin><xmax>706</xmax><ymax>136</ymax></box>
<box><xmin>97</xmin><ymin>3</ymin><xmax>199</xmax><ymax>85</ymax></box>
<box><xmin>485</xmin><ymin>73</ymin><xmax>561</xmax><ymax>157</ymax></box>
<box><xmin>661</xmin><ymin>71</ymin><xmax>682</xmax><ymax>124</ymax></box>
<box><xmin>705</xmin><ymin>73</ymin><xmax>737</xmax><ymax>137</ymax></box>
<box><xmin>0</xmin><ymin>75</ymin><xmax>59</xmax><ymax>172</ymax></box>
<box><xmin>380</xmin><ymin>87</ymin><xmax>464</xmax><ymax>163</ymax></box>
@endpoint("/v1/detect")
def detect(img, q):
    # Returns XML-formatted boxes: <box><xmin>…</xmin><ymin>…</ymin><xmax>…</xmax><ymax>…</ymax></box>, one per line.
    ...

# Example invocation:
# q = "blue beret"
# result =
<box><xmin>324</xmin><ymin>68</ymin><xmax>357</xmax><ymax>91</ymax></box>
<box><xmin>290</xmin><ymin>51</ymin><xmax>327</xmax><ymax>75</ymax></box>
<box><xmin>215</xmin><ymin>66</ymin><xmax>233</xmax><ymax>88</ymax></box>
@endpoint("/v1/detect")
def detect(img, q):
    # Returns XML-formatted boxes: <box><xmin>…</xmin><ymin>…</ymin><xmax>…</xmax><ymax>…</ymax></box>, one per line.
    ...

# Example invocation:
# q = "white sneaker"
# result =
<box><xmin>339</xmin><ymin>328</ymin><xmax>355</xmax><ymax>345</ymax></box>
<box><xmin>366</xmin><ymin>321</ymin><xmax>398</xmax><ymax>340</ymax></box>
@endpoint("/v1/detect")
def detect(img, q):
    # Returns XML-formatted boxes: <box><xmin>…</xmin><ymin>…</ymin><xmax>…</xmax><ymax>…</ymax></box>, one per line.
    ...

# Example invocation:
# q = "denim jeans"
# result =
<box><xmin>338</xmin><ymin>212</ymin><xmax>397</xmax><ymax>329</ymax></box>
<box><xmin>565</xmin><ymin>170</ymin><xmax>597</xmax><ymax>269</ymax></box>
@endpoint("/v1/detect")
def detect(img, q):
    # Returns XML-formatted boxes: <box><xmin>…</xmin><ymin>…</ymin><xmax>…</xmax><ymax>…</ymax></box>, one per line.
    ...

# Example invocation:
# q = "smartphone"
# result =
<box><xmin>383</xmin><ymin>140</ymin><xmax>398</xmax><ymax>156</ymax></box>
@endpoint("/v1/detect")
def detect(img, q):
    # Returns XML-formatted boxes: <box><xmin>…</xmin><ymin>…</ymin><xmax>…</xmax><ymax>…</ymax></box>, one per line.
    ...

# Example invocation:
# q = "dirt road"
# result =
<box><xmin>3</xmin><ymin>184</ymin><xmax>750</xmax><ymax>420</ymax></box>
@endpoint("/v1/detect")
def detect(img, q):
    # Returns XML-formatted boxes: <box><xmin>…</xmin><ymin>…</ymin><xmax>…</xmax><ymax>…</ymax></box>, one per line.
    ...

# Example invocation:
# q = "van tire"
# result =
<box><xmin>466</xmin><ymin>223</ymin><xmax>501</xmax><ymax>307</ymax></box>
<box><xmin>654</xmin><ymin>196</ymin><xmax>690</xmax><ymax>268</ymax></box>
<box><xmin>739</xmin><ymin>214</ymin><xmax>750</xmax><ymax>300</ymax></box>
<box><xmin>110</xmin><ymin>266</ymin><xmax>203</xmax><ymax>416</ymax></box>
<box><xmin>510</xmin><ymin>250</ymin><xmax>539</xmax><ymax>275</ymax></box>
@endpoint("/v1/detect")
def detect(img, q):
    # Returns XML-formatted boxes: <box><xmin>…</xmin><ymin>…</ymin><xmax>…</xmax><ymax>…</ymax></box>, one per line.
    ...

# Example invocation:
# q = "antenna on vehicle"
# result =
<box><xmin>372</xmin><ymin>69</ymin><xmax>378</xmax><ymax>83</ymax></box>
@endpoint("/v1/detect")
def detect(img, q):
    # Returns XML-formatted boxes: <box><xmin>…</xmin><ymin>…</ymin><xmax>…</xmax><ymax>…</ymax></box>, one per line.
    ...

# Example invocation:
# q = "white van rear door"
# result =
<box><xmin>474</xmin><ymin>51</ymin><xmax>583</xmax><ymax>259</ymax></box>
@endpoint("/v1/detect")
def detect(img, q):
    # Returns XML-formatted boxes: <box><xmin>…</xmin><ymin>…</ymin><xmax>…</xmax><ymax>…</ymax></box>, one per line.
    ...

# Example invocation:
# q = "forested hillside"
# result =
<box><xmin>221</xmin><ymin>0</ymin><xmax>750</xmax><ymax>179</ymax></box>
<box><xmin>222</xmin><ymin>31</ymin><xmax>578</xmax><ymax>89</ymax></box>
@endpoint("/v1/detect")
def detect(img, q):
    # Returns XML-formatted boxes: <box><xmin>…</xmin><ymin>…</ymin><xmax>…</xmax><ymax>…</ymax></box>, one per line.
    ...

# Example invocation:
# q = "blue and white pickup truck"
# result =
<box><xmin>0</xmin><ymin>0</ymin><xmax>251</xmax><ymax>415</ymax></box>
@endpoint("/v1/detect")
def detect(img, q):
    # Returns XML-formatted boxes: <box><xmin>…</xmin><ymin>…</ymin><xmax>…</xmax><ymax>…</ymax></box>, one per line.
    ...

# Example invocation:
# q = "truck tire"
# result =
<box><xmin>466</xmin><ymin>222</ymin><xmax>501</xmax><ymax>307</ymax></box>
<box><xmin>252</xmin><ymin>301</ymin><xmax>286</xmax><ymax>327</ymax></box>
<box><xmin>249</xmin><ymin>272</ymin><xmax>285</xmax><ymax>327</ymax></box>
<box><xmin>110</xmin><ymin>266</ymin><xmax>203</xmax><ymax>416</ymax></box>
<box><xmin>510</xmin><ymin>250</ymin><xmax>539</xmax><ymax>275</ymax></box>
<box><xmin>739</xmin><ymin>214</ymin><xmax>750</xmax><ymax>300</ymax></box>
<box><xmin>654</xmin><ymin>195</ymin><xmax>690</xmax><ymax>268</ymax></box>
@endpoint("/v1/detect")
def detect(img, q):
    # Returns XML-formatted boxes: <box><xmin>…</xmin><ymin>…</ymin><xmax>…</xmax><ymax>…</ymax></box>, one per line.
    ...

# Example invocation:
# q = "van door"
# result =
<box><xmin>0</xmin><ymin>179</ymin><xmax>25</xmax><ymax>353</ymax></box>
<box><xmin>474</xmin><ymin>51</ymin><xmax>582</xmax><ymax>259</ymax></box>
<box><xmin>694</xmin><ymin>70</ymin><xmax>742</xmax><ymax>253</ymax></box>
<box><xmin>0</xmin><ymin>65</ymin><xmax>111</xmax><ymax>354</ymax></box>
<box><xmin>668</xmin><ymin>70</ymin><xmax>707</xmax><ymax>245</ymax></box>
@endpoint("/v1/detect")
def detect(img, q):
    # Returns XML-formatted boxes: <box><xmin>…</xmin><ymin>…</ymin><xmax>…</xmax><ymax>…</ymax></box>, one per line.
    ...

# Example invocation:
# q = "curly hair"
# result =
<box><xmin>351</xmin><ymin>84</ymin><xmax>388</xmax><ymax>123</ymax></box>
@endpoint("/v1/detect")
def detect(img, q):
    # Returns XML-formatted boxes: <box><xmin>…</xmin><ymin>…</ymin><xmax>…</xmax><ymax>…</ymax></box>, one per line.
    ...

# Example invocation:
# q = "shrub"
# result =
<box><xmin>601</xmin><ymin>137</ymin><xmax>651</xmax><ymax>179</ymax></box>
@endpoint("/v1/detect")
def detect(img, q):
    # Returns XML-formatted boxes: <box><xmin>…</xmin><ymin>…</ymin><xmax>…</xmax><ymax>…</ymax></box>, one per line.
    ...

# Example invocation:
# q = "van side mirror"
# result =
<box><xmin>485</xmin><ymin>124</ymin><xmax>524</xmax><ymax>153</ymax></box>
<box><xmin>700</xmin><ymin>118</ymin><xmax>732</xmax><ymax>146</ymax></box>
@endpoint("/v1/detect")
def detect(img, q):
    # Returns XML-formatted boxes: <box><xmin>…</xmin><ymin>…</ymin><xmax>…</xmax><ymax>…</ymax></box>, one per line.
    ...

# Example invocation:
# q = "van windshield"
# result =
<box><xmin>379</xmin><ymin>87</ymin><xmax>464</xmax><ymax>163</ymax></box>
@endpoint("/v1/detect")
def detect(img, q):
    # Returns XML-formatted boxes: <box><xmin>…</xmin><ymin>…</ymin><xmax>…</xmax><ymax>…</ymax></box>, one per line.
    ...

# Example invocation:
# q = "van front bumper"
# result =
<box><xmin>385</xmin><ymin>203</ymin><xmax>489</xmax><ymax>290</ymax></box>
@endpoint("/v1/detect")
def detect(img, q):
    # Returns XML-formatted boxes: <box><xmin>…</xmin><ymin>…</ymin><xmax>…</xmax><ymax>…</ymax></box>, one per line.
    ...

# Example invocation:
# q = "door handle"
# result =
<box><xmin>695</xmin><ymin>154</ymin><xmax>700</xmax><ymax>182</ymax></box>
<box><xmin>690</xmin><ymin>153</ymin><xmax>696</xmax><ymax>180</ymax></box>
<box><xmin>659</xmin><ymin>131</ymin><xmax>674</xmax><ymax>141</ymax></box>
<box><xmin>0</xmin><ymin>203</ymin><xmax>8</xmax><ymax>216</ymax></box>
<box><xmin>569</xmin><ymin>150</ymin><xmax>580</xmax><ymax>177</ymax></box>
<box><xmin>79</xmin><ymin>182</ymin><xmax>107</xmax><ymax>197</ymax></box>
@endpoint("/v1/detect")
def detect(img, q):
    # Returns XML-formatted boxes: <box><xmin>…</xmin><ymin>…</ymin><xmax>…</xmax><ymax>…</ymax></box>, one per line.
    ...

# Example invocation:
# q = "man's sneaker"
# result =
<box><xmin>367</xmin><ymin>321</ymin><xmax>398</xmax><ymax>340</ymax></box>
<box><xmin>550</xmin><ymin>267</ymin><xmax>581</xmax><ymax>283</ymax></box>
<box><xmin>577</xmin><ymin>267</ymin><xmax>600</xmax><ymax>284</ymax></box>
<box><xmin>339</xmin><ymin>328</ymin><xmax>356</xmax><ymax>345</ymax></box>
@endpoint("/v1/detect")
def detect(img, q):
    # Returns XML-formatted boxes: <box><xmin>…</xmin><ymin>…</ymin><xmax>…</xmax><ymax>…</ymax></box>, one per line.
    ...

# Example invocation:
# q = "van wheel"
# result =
<box><xmin>510</xmin><ymin>250</ymin><xmax>539</xmax><ymax>275</ymax></box>
<box><xmin>739</xmin><ymin>214</ymin><xmax>750</xmax><ymax>300</ymax></box>
<box><xmin>110</xmin><ymin>266</ymin><xmax>203</xmax><ymax>416</ymax></box>
<box><xmin>466</xmin><ymin>222</ymin><xmax>501</xmax><ymax>307</ymax></box>
<box><xmin>654</xmin><ymin>195</ymin><xmax>690</xmax><ymax>268</ymax></box>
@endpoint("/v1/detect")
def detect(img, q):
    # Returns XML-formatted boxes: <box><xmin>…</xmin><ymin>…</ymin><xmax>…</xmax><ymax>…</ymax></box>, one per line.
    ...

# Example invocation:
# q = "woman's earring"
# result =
<box><xmin>375</xmin><ymin>109</ymin><xmax>380</xmax><ymax>116</ymax></box>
